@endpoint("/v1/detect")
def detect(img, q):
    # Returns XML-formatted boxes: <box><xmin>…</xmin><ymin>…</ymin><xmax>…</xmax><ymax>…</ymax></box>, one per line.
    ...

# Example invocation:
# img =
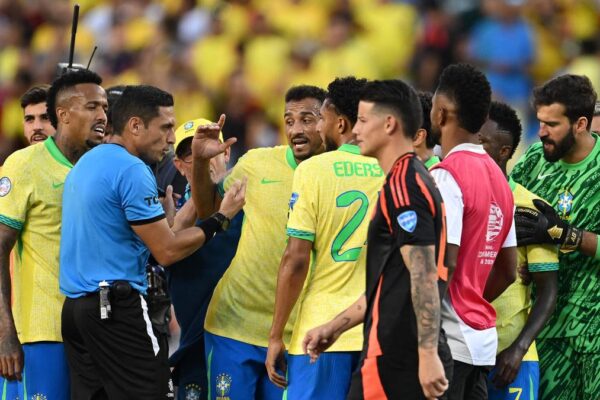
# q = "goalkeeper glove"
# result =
<box><xmin>515</xmin><ymin>199</ymin><xmax>582</xmax><ymax>251</ymax></box>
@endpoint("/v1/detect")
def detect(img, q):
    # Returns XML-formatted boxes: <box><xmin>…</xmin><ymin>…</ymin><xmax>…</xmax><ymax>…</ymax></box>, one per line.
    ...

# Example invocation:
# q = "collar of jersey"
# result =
<box><xmin>286</xmin><ymin>147</ymin><xmax>298</xmax><ymax>170</ymax></box>
<box><xmin>44</xmin><ymin>137</ymin><xmax>73</xmax><ymax>169</ymax></box>
<box><xmin>557</xmin><ymin>132</ymin><xmax>600</xmax><ymax>170</ymax></box>
<box><xmin>338</xmin><ymin>143</ymin><xmax>360</xmax><ymax>155</ymax></box>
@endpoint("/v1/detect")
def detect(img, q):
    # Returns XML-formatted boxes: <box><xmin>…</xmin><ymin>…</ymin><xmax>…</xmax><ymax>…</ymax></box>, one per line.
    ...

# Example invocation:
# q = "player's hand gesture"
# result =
<box><xmin>302</xmin><ymin>322</ymin><xmax>339</xmax><ymax>363</ymax></box>
<box><xmin>491</xmin><ymin>344</ymin><xmax>525</xmax><ymax>388</ymax></box>
<box><xmin>265</xmin><ymin>337</ymin><xmax>288</xmax><ymax>388</ymax></box>
<box><xmin>0</xmin><ymin>326</ymin><xmax>23</xmax><ymax>381</ymax></box>
<box><xmin>191</xmin><ymin>114</ymin><xmax>236</xmax><ymax>160</ymax></box>
<box><xmin>418</xmin><ymin>349</ymin><xmax>449</xmax><ymax>399</ymax></box>
<box><xmin>218</xmin><ymin>177</ymin><xmax>247</xmax><ymax>219</ymax></box>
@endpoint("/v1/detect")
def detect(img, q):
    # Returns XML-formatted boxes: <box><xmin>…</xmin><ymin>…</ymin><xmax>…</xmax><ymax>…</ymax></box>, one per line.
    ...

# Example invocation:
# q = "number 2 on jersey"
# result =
<box><xmin>331</xmin><ymin>190</ymin><xmax>369</xmax><ymax>262</ymax></box>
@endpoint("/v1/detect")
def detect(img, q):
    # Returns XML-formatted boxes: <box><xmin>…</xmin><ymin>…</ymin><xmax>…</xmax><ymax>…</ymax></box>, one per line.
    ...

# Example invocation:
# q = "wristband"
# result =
<box><xmin>560</xmin><ymin>226</ymin><xmax>583</xmax><ymax>252</ymax></box>
<box><xmin>197</xmin><ymin>215</ymin><xmax>222</xmax><ymax>244</ymax></box>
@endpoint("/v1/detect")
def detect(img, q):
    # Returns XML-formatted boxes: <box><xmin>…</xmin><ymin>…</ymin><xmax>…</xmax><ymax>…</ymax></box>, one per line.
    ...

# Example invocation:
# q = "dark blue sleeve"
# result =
<box><xmin>118</xmin><ymin>163</ymin><xmax>165</xmax><ymax>225</ymax></box>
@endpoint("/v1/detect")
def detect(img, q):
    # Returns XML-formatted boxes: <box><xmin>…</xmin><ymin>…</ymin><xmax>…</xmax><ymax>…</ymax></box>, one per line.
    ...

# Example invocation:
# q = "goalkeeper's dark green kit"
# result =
<box><xmin>511</xmin><ymin>134</ymin><xmax>600</xmax><ymax>400</ymax></box>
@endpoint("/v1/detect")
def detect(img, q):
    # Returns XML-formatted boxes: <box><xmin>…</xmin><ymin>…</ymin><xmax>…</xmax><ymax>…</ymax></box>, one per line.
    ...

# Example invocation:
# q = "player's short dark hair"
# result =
<box><xmin>106</xmin><ymin>85</ymin><xmax>126</xmax><ymax>127</ymax></box>
<box><xmin>436</xmin><ymin>63</ymin><xmax>491</xmax><ymax>134</ymax></box>
<box><xmin>359</xmin><ymin>79</ymin><xmax>422</xmax><ymax>139</ymax></box>
<box><xmin>417</xmin><ymin>91</ymin><xmax>435</xmax><ymax>148</ymax></box>
<box><xmin>489</xmin><ymin>101</ymin><xmax>522</xmax><ymax>159</ymax></box>
<box><xmin>20</xmin><ymin>84</ymin><xmax>51</xmax><ymax>109</ymax></box>
<box><xmin>111</xmin><ymin>85</ymin><xmax>174</xmax><ymax>136</ymax></box>
<box><xmin>532</xmin><ymin>74</ymin><xmax>597</xmax><ymax>128</ymax></box>
<box><xmin>326</xmin><ymin>76</ymin><xmax>368</xmax><ymax>126</ymax></box>
<box><xmin>47</xmin><ymin>69</ymin><xmax>103</xmax><ymax>129</ymax></box>
<box><xmin>285</xmin><ymin>85</ymin><xmax>327</xmax><ymax>104</ymax></box>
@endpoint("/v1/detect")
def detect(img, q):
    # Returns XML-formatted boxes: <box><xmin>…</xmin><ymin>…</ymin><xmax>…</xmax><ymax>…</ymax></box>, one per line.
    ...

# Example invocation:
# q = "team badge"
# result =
<box><xmin>0</xmin><ymin>177</ymin><xmax>11</xmax><ymax>197</ymax></box>
<box><xmin>289</xmin><ymin>192</ymin><xmax>299</xmax><ymax>211</ymax></box>
<box><xmin>216</xmin><ymin>373</ymin><xmax>232</xmax><ymax>399</ymax></box>
<box><xmin>557</xmin><ymin>190</ymin><xmax>574</xmax><ymax>218</ymax></box>
<box><xmin>184</xmin><ymin>383</ymin><xmax>202</xmax><ymax>400</ymax></box>
<box><xmin>486</xmin><ymin>203</ymin><xmax>504</xmax><ymax>242</ymax></box>
<box><xmin>31</xmin><ymin>394</ymin><xmax>47</xmax><ymax>400</ymax></box>
<box><xmin>184</xmin><ymin>121</ymin><xmax>195</xmax><ymax>130</ymax></box>
<box><xmin>397</xmin><ymin>210</ymin><xmax>417</xmax><ymax>233</ymax></box>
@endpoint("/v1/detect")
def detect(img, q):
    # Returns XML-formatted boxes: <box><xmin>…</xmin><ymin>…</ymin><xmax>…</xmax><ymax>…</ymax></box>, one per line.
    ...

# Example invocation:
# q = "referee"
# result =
<box><xmin>58</xmin><ymin>85</ymin><xmax>246</xmax><ymax>399</ymax></box>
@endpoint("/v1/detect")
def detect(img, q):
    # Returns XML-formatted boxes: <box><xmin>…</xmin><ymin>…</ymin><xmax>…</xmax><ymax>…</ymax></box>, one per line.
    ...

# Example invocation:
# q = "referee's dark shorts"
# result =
<box><xmin>61</xmin><ymin>282</ymin><xmax>173</xmax><ymax>399</ymax></box>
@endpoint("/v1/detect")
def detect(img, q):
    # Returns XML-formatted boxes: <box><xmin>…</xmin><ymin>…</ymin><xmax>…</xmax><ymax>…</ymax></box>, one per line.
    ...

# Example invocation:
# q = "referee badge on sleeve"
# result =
<box><xmin>0</xmin><ymin>177</ymin><xmax>11</xmax><ymax>197</ymax></box>
<box><xmin>397</xmin><ymin>210</ymin><xmax>417</xmax><ymax>233</ymax></box>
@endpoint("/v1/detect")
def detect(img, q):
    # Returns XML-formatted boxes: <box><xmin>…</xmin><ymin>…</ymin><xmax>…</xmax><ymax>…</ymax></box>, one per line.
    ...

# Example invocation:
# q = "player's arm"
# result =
<box><xmin>515</xmin><ymin>199</ymin><xmax>599</xmax><ymax>259</ymax></box>
<box><xmin>302</xmin><ymin>294</ymin><xmax>366</xmax><ymax>363</ymax></box>
<box><xmin>266</xmin><ymin>237</ymin><xmax>312</xmax><ymax>388</ymax></box>
<box><xmin>0</xmin><ymin>223</ymin><xmax>23</xmax><ymax>381</ymax></box>
<box><xmin>133</xmin><ymin>179</ymin><xmax>245</xmax><ymax>266</ymax></box>
<box><xmin>400</xmin><ymin>244</ymin><xmax>449</xmax><ymax>399</ymax></box>
<box><xmin>191</xmin><ymin>115</ymin><xmax>236</xmax><ymax>219</ymax></box>
<box><xmin>492</xmin><ymin>266</ymin><xmax>557</xmax><ymax>387</ymax></box>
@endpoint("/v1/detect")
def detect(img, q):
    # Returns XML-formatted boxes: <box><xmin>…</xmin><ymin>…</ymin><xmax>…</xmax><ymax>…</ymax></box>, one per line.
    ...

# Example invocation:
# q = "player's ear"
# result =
<box><xmin>385</xmin><ymin>114</ymin><xmax>397</xmax><ymax>135</ymax></box>
<box><xmin>338</xmin><ymin>116</ymin><xmax>349</xmax><ymax>135</ymax></box>
<box><xmin>413</xmin><ymin>129</ymin><xmax>426</xmax><ymax>147</ymax></box>
<box><xmin>575</xmin><ymin>116</ymin><xmax>588</xmax><ymax>134</ymax></box>
<box><xmin>499</xmin><ymin>144</ymin><xmax>512</xmax><ymax>161</ymax></box>
<box><xmin>56</xmin><ymin>106</ymin><xmax>69</xmax><ymax>125</ymax></box>
<box><xmin>173</xmin><ymin>158</ymin><xmax>185</xmax><ymax>175</ymax></box>
<box><xmin>128</xmin><ymin>117</ymin><xmax>142</xmax><ymax>136</ymax></box>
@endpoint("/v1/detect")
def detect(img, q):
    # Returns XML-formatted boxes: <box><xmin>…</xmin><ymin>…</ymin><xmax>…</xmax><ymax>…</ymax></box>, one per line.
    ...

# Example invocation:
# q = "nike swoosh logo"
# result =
<box><xmin>537</xmin><ymin>171</ymin><xmax>558</xmax><ymax>180</ymax></box>
<box><xmin>261</xmin><ymin>178</ymin><xmax>282</xmax><ymax>184</ymax></box>
<box><xmin>52</xmin><ymin>182</ymin><xmax>64</xmax><ymax>189</ymax></box>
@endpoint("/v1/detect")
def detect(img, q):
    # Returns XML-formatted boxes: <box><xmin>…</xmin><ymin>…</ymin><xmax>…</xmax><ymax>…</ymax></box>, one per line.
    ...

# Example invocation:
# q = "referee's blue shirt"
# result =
<box><xmin>59</xmin><ymin>144</ymin><xmax>165</xmax><ymax>298</ymax></box>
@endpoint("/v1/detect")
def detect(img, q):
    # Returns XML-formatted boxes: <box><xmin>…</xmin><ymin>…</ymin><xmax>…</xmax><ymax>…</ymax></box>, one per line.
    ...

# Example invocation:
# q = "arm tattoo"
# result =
<box><xmin>405</xmin><ymin>245</ymin><xmax>440</xmax><ymax>350</ymax></box>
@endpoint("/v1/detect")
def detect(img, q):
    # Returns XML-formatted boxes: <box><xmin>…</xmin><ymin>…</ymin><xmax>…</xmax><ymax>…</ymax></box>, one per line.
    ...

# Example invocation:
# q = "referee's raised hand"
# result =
<box><xmin>192</xmin><ymin>114</ymin><xmax>237</xmax><ymax>160</ymax></box>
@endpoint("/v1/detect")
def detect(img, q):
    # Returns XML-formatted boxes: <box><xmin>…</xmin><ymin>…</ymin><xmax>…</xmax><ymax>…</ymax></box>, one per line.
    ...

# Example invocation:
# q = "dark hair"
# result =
<box><xmin>285</xmin><ymin>85</ymin><xmax>327</xmax><ymax>104</ymax></box>
<box><xmin>436</xmin><ymin>63</ymin><xmax>491</xmax><ymax>134</ymax></box>
<box><xmin>532</xmin><ymin>74</ymin><xmax>597</xmax><ymax>129</ymax></box>
<box><xmin>47</xmin><ymin>69</ymin><xmax>103</xmax><ymax>128</ymax></box>
<box><xmin>106</xmin><ymin>85</ymin><xmax>126</xmax><ymax>127</ymax></box>
<box><xmin>326</xmin><ymin>76</ymin><xmax>368</xmax><ymax>126</ymax></box>
<box><xmin>111</xmin><ymin>85</ymin><xmax>174</xmax><ymax>136</ymax></box>
<box><xmin>359</xmin><ymin>79</ymin><xmax>422</xmax><ymax>138</ymax></box>
<box><xmin>417</xmin><ymin>91</ymin><xmax>434</xmax><ymax>148</ymax></box>
<box><xmin>489</xmin><ymin>101</ymin><xmax>522</xmax><ymax>158</ymax></box>
<box><xmin>20</xmin><ymin>84</ymin><xmax>51</xmax><ymax>109</ymax></box>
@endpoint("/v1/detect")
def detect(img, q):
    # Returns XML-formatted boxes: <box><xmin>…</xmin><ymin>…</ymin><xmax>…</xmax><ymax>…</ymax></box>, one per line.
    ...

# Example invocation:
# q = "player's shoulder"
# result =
<box><xmin>1</xmin><ymin>143</ymin><xmax>43</xmax><ymax>174</ymax></box>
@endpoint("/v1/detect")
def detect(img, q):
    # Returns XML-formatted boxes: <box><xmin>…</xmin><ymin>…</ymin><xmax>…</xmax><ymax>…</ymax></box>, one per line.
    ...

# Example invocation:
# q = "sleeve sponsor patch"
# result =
<box><xmin>397</xmin><ymin>210</ymin><xmax>417</xmax><ymax>233</ymax></box>
<box><xmin>289</xmin><ymin>192</ymin><xmax>299</xmax><ymax>210</ymax></box>
<box><xmin>0</xmin><ymin>177</ymin><xmax>11</xmax><ymax>197</ymax></box>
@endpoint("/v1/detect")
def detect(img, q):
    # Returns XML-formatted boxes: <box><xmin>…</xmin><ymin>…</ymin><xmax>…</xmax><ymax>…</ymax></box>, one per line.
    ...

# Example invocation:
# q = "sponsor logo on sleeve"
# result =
<box><xmin>397</xmin><ymin>210</ymin><xmax>417</xmax><ymax>233</ymax></box>
<box><xmin>289</xmin><ymin>192</ymin><xmax>299</xmax><ymax>210</ymax></box>
<box><xmin>0</xmin><ymin>177</ymin><xmax>11</xmax><ymax>197</ymax></box>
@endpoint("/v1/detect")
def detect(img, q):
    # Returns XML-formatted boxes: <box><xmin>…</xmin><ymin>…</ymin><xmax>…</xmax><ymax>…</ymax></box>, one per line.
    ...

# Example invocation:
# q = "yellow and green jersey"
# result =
<box><xmin>205</xmin><ymin>145</ymin><xmax>301</xmax><ymax>347</ymax></box>
<box><xmin>492</xmin><ymin>179</ymin><xmax>559</xmax><ymax>360</ymax></box>
<box><xmin>511</xmin><ymin>135</ymin><xmax>600</xmax><ymax>338</ymax></box>
<box><xmin>0</xmin><ymin>138</ymin><xmax>72</xmax><ymax>343</ymax></box>
<box><xmin>286</xmin><ymin>144</ymin><xmax>383</xmax><ymax>354</ymax></box>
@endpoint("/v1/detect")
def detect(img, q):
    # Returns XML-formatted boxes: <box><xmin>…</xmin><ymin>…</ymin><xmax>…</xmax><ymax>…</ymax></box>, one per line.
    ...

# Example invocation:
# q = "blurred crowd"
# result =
<box><xmin>1</xmin><ymin>0</ymin><xmax>600</xmax><ymax>164</ymax></box>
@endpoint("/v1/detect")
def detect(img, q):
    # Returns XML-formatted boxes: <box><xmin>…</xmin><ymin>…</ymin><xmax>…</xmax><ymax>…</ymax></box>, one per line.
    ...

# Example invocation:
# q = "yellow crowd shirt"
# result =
<box><xmin>286</xmin><ymin>144</ymin><xmax>384</xmax><ymax>354</ymax></box>
<box><xmin>0</xmin><ymin>138</ymin><xmax>72</xmax><ymax>343</ymax></box>
<box><xmin>205</xmin><ymin>145</ymin><xmax>301</xmax><ymax>347</ymax></box>
<box><xmin>492</xmin><ymin>178</ymin><xmax>559</xmax><ymax>361</ymax></box>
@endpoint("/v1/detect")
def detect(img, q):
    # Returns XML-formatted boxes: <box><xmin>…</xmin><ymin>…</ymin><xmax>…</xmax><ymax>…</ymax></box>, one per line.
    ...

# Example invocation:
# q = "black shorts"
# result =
<box><xmin>347</xmin><ymin>334</ymin><xmax>453</xmax><ymax>400</ymax></box>
<box><xmin>61</xmin><ymin>285</ymin><xmax>173</xmax><ymax>400</ymax></box>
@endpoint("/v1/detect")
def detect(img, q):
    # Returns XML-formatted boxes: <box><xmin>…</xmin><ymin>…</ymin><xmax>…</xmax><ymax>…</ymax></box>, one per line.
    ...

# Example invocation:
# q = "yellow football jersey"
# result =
<box><xmin>492</xmin><ymin>179</ymin><xmax>559</xmax><ymax>361</ymax></box>
<box><xmin>205</xmin><ymin>145</ymin><xmax>301</xmax><ymax>347</ymax></box>
<box><xmin>0</xmin><ymin>138</ymin><xmax>72</xmax><ymax>343</ymax></box>
<box><xmin>286</xmin><ymin>144</ymin><xmax>384</xmax><ymax>354</ymax></box>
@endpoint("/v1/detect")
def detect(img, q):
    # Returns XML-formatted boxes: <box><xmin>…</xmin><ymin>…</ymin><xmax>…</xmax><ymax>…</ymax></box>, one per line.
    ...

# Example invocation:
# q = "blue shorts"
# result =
<box><xmin>0</xmin><ymin>342</ymin><xmax>70</xmax><ymax>400</ymax></box>
<box><xmin>285</xmin><ymin>352</ymin><xmax>360</xmax><ymax>400</ymax></box>
<box><xmin>204</xmin><ymin>332</ymin><xmax>283</xmax><ymax>400</ymax></box>
<box><xmin>488</xmin><ymin>360</ymin><xmax>539</xmax><ymax>400</ymax></box>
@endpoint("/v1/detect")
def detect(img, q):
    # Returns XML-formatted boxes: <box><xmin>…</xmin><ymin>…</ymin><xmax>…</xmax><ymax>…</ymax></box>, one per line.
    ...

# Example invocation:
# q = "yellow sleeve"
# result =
<box><xmin>526</xmin><ymin>244</ymin><xmax>560</xmax><ymax>272</ymax></box>
<box><xmin>0</xmin><ymin>153</ymin><xmax>31</xmax><ymax>231</ymax></box>
<box><xmin>286</xmin><ymin>163</ymin><xmax>316</xmax><ymax>242</ymax></box>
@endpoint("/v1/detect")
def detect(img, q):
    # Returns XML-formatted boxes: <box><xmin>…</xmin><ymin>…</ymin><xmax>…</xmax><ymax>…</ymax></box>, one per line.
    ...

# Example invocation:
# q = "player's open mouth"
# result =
<box><xmin>31</xmin><ymin>133</ymin><xmax>48</xmax><ymax>142</ymax></box>
<box><xmin>93</xmin><ymin>125</ymin><xmax>105</xmax><ymax>136</ymax></box>
<box><xmin>292</xmin><ymin>137</ymin><xmax>309</xmax><ymax>151</ymax></box>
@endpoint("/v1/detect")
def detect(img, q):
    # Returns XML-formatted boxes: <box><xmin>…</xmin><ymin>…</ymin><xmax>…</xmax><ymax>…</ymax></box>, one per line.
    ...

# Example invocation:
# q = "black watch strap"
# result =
<box><xmin>212</xmin><ymin>212</ymin><xmax>230</xmax><ymax>231</ymax></box>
